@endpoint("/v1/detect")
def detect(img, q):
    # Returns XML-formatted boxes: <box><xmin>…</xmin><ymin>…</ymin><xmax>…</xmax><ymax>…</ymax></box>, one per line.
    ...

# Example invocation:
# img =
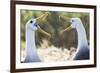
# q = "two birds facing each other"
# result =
<box><xmin>23</xmin><ymin>12</ymin><xmax>89</xmax><ymax>63</ymax></box>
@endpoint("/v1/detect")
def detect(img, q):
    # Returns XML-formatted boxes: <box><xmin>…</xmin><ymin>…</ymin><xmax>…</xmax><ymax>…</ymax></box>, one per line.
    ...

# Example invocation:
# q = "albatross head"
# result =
<box><xmin>26</xmin><ymin>12</ymin><xmax>51</xmax><ymax>38</ymax></box>
<box><xmin>26</xmin><ymin>18</ymin><xmax>39</xmax><ymax>31</ymax></box>
<box><xmin>70</xmin><ymin>18</ymin><xmax>82</xmax><ymax>29</ymax></box>
<box><xmin>60</xmin><ymin>17</ymin><xmax>83</xmax><ymax>34</ymax></box>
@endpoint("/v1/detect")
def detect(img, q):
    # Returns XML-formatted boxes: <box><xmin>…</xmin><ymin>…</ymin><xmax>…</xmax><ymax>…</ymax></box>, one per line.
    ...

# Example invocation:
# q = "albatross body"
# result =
<box><xmin>72</xmin><ymin>18</ymin><xmax>89</xmax><ymax>60</ymax></box>
<box><xmin>24</xmin><ymin>19</ymin><xmax>41</xmax><ymax>62</ymax></box>
<box><xmin>61</xmin><ymin>17</ymin><xmax>89</xmax><ymax>60</ymax></box>
<box><xmin>23</xmin><ymin>12</ymin><xmax>51</xmax><ymax>63</ymax></box>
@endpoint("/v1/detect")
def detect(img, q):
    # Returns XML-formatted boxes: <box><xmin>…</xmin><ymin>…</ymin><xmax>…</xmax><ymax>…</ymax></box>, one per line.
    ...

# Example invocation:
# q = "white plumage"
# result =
<box><xmin>71</xmin><ymin>18</ymin><xmax>89</xmax><ymax>60</ymax></box>
<box><xmin>23</xmin><ymin>18</ymin><xmax>41</xmax><ymax>62</ymax></box>
<box><xmin>61</xmin><ymin>17</ymin><xmax>89</xmax><ymax>60</ymax></box>
<box><xmin>23</xmin><ymin>13</ymin><xmax>50</xmax><ymax>63</ymax></box>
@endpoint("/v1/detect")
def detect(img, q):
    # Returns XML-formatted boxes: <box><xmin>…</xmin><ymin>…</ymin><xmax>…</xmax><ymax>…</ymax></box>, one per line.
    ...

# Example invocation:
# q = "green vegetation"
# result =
<box><xmin>20</xmin><ymin>10</ymin><xmax>89</xmax><ymax>50</ymax></box>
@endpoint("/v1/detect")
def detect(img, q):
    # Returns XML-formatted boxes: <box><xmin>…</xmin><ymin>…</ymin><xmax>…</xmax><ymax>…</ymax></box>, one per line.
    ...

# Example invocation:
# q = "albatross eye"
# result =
<box><xmin>30</xmin><ymin>20</ymin><xmax>33</xmax><ymax>23</ymax></box>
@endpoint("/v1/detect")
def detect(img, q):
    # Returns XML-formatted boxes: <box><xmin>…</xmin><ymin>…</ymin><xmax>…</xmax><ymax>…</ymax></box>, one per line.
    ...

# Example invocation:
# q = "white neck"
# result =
<box><xmin>26</xmin><ymin>29</ymin><xmax>37</xmax><ymax>53</ymax></box>
<box><xmin>76</xmin><ymin>23</ymin><xmax>88</xmax><ymax>49</ymax></box>
<box><xmin>24</xmin><ymin>27</ymin><xmax>41</xmax><ymax>62</ymax></box>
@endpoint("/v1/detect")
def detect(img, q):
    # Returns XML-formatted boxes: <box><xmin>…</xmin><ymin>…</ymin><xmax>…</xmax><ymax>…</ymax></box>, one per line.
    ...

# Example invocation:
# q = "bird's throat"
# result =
<box><xmin>26</xmin><ymin>29</ymin><xmax>37</xmax><ymax>56</ymax></box>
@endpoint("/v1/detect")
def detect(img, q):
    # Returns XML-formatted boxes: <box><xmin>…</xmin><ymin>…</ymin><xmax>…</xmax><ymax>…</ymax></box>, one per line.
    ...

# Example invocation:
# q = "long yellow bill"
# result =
<box><xmin>36</xmin><ymin>12</ymin><xmax>49</xmax><ymax>22</ymax></box>
<box><xmin>38</xmin><ymin>27</ymin><xmax>51</xmax><ymax>38</ymax></box>
<box><xmin>60</xmin><ymin>25</ymin><xmax>72</xmax><ymax>35</ymax></box>
<box><xmin>36</xmin><ymin>12</ymin><xmax>51</xmax><ymax>37</ymax></box>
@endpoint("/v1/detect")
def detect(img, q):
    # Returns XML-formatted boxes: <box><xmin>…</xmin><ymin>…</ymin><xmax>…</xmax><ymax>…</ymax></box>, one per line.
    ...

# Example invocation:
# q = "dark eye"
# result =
<box><xmin>30</xmin><ymin>20</ymin><xmax>33</xmax><ymax>23</ymax></box>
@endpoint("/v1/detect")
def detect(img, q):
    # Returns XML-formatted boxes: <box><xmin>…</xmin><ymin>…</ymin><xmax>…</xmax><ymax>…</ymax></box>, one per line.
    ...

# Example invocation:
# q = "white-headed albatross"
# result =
<box><xmin>60</xmin><ymin>17</ymin><xmax>89</xmax><ymax>60</ymax></box>
<box><xmin>23</xmin><ymin>12</ymin><xmax>51</xmax><ymax>63</ymax></box>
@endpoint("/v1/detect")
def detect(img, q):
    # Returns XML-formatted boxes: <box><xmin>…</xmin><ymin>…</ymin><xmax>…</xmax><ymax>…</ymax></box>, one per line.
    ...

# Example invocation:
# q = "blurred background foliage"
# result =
<box><xmin>20</xmin><ymin>10</ymin><xmax>89</xmax><ymax>50</ymax></box>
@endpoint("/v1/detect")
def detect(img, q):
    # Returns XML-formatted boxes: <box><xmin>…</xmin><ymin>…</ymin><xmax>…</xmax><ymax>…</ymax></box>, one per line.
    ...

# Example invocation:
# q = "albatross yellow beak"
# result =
<box><xmin>60</xmin><ymin>25</ymin><xmax>72</xmax><ymax>35</ymax></box>
<box><xmin>36</xmin><ymin>12</ymin><xmax>51</xmax><ymax>38</ymax></box>
<box><xmin>36</xmin><ymin>12</ymin><xmax>50</xmax><ymax>23</ymax></box>
<box><xmin>38</xmin><ymin>27</ymin><xmax>51</xmax><ymax>38</ymax></box>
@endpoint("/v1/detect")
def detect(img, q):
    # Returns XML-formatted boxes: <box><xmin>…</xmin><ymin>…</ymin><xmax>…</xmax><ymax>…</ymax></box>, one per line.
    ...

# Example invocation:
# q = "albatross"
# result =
<box><xmin>60</xmin><ymin>17</ymin><xmax>89</xmax><ymax>60</ymax></box>
<box><xmin>23</xmin><ymin>12</ymin><xmax>51</xmax><ymax>63</ymax></box>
